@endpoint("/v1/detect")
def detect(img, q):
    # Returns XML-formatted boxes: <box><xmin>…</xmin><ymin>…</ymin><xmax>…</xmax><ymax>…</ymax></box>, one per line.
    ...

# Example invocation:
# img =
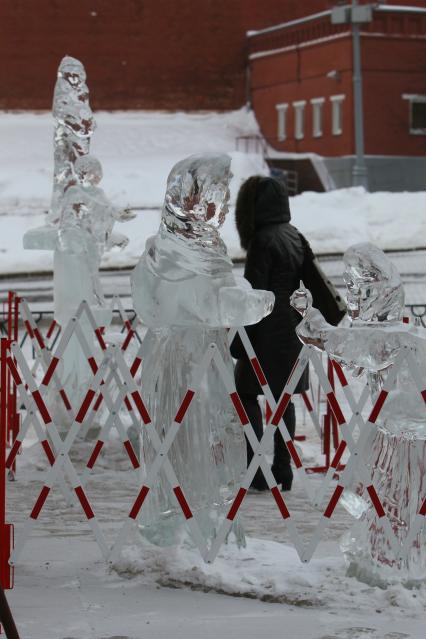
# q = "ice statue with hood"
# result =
<box><xmin>49</xmin><ymin>55</ymin><xmax>96</xmax><ymax>225</ymax></box>
<box><xmin>24</xmin><ymin>154</ymin><xmax>134</xmax><ymax>425</ymax></box>
<box><xmin>131</xmin><ymin>153</ymin><xmax>274</xmax><ymax>548</ymax></box>
<box><xmin>290</xmin><ymin>243</ymin><xmax>426</xmax><ymax>585</ymax></box>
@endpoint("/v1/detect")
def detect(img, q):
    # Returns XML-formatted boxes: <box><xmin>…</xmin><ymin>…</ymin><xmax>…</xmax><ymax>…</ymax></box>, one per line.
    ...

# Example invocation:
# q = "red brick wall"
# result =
<box><xmin>249</xmin><ymin>2</ymin><xmax>426</xmax><ymax>157</ymax></box>
<box><xmin>251</xmin><ymin>36</ymin><xmax>354</xmax><ymax>155</ymax></box>
<box><xmin>0</xmin><ymin>0</ymin><xmax>335</xmax><ymax>110</ymax></box>
<box><xmin>362</xmin><ymin>36</ymin><xmax>426</xmax><ymax>156</ymax></box>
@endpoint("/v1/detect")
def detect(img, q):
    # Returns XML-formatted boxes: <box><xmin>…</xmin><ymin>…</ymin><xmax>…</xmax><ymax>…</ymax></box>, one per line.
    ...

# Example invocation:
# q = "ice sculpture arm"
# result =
<box><xmin>218</xmin><ymin>284</ymin><xmax>274</xmax><ymax>328</ymax></box>
<box><xmin>290</xmin><ymin>285</ymin><xmax>404</xmax><ymax>372</ymax></box>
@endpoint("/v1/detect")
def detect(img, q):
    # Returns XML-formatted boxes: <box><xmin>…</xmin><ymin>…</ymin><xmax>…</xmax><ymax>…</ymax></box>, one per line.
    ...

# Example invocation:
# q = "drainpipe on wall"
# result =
<box><xmin>332</xmin><ymin>1</ymin><xmax>372</xmax><ymax>190</ymax></box>
<box><xmin>351</xmin><ymin>0</ymin><xmax>369</xmax><ymax>189</ymax></box>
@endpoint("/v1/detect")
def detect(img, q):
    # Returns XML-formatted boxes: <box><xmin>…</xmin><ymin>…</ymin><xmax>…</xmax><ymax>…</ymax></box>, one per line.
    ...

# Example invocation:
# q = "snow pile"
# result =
<box><xmin>113</xmin><ymin>537</ymin><xmax>426</xmax><ymax>617</ymax></box>
<box><xmin>1</xmin><ymin>110</ymin><xmax>426</xmax><ymax>275</ymax></box>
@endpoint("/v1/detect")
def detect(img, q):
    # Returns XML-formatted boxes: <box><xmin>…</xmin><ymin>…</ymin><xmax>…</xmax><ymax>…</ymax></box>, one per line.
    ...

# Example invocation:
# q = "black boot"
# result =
<box><xmin>271</xmin><ymin>402</ymin><xmax>296</xmax><ymax>491</ymax></box>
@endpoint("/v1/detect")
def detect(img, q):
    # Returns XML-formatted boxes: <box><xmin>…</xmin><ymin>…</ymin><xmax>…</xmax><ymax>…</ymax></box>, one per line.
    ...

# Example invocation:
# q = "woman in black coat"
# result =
<box><xmin>231</xmin><ymin>176</ymin><xmax>309</xmax><ymax>491</ymax></box>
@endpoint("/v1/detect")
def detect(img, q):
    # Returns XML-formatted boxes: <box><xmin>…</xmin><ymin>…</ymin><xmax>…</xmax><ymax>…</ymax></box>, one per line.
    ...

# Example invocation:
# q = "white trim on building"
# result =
<box><xmin>310</xmin><ymin>97</ymin><xmax>325</xmax><ymax>137</ymax></box>
<box><xmin>293</xmin><ymin>100</ymin><xmax>306</xmax><ymax>140</ymax></box>
<box><xmin>276</xmin><ymin>103</ymin><xmax>288</xmax><ymax>141</ymax></box>
<box><xmin>330</xmin><ymin>94</ymin><xmax>345</xmax><ymax>135</ymax></box>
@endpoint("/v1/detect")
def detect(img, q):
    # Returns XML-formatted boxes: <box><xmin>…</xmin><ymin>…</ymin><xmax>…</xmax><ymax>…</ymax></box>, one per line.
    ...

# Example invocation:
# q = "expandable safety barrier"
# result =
<box><xmin>0</xmin><ymin>295</ymin><xmax>425</xmax><ymax>592</ymax></box>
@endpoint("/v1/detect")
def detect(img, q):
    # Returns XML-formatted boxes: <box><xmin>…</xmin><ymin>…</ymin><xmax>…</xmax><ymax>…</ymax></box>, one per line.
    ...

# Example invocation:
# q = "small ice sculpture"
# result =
<box><xmin>131</xmin><ymin>153</ymin><xmax>274</xmax><ymax>547</ymax></box>
<box><xmin>291</xmin><ymin>243</ymin><xmax>426</xmax><ymax>585</ymax></box>
<box><xmin>24</xmin><ymin>154</ymin><xmax>133</xmax><ymax>426</ymax></box>
<box><xmin>49</xmin><ymin>56</ymin><xmax>96</xmax><ymax>225</ymax></box>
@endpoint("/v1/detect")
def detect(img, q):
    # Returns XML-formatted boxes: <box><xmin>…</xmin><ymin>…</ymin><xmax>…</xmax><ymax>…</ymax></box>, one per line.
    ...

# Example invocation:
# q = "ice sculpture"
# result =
<box><xmin>291</xmin><ymin>243</ymin><xmax>426</xmax><ymax>585</ymax></box>
<box><xmin>24</xmin><ymin>154</ymin><xmax>133</xmax><ymax>426</ymax></box>
<box><xmin>131</xmin><ymin>153</ymin><xmax>274</xmax><ymax>547</ymax></box>
<box><xmin>49</xmin><ymin>56</ymin><xmax>96</xmax><ymax>225</ymax></box>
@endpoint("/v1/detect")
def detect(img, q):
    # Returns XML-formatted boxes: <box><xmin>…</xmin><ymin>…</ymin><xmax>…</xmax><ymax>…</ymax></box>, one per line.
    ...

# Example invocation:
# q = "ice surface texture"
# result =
<box><xmin>291</xmin><ymin>243</ymin><xmax>426</xmax><ymax>585</ymax></box>
<box><xmin>131</xmin><ymin>153</ymin><xmax>274</xmax><ymax>548</ymax></box>
<box><xmin>49</xmin><ymin>56</ymin><xmax>96</xmax><ymax>225</ymax></box>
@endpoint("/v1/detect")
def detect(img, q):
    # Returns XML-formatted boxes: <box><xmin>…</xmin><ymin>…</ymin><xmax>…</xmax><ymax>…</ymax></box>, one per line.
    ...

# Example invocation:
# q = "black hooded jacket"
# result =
<box><xmin>231</xmin><ymin>177</ymin><xmax>309</xmax><ymax>397</ymax></box>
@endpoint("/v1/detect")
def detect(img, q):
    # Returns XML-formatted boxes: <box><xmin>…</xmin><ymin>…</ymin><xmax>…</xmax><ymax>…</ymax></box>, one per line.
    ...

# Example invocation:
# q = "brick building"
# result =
<box><xmin>247</xmin><ymin>2</ymin><xmax>426</xmax><ymax>191</ymax></box>
<box><xmin>1</xmin><ymin>1</ymin><xmax>425</xmax><ymax>190</ymax></box>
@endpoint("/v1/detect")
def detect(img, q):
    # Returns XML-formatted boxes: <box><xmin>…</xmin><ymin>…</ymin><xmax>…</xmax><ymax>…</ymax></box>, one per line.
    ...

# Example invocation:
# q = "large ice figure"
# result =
<box><xmin>131</xmin><ymin>153</ymin><xmax>274</xmax><ymax>547</ymax></box>
<box><xmin>291</xmin><ymin>243</ymin><xmax>426</xmax><ymax>585</ymax></box>
<box><xmin>49</xmin><ymin>56</ymin><xmax>96</xmax><ymax>225</ymax></box>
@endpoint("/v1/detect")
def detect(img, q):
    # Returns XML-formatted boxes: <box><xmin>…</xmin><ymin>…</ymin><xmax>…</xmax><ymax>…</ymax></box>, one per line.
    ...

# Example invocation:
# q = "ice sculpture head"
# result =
<box><xmin>163</xmin><ymin>153</ymin><xmax>232</xmax><ymax>235</ymax></box>
<box><xmin>343</xmin><ymin>243</ymin><xmax>404</xmax><ymax>322</ymax></box>
<box><xmin>74</xmin><ymin>155</ymin><xmax>103</xmax><ymax>186</ymax></box>
<box><xmin>57</xmin><ymin>56</ymin><xmax>86</xmax><ymax>87</ymax></box>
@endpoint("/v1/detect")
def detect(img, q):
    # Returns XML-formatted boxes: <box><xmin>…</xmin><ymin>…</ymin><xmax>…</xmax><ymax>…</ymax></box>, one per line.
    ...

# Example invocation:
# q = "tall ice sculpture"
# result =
<box><xmin>291</xmin><ymin>243</ymin><xmax>426</xmax><ymax>586</ymax></box>
<box><xmin>24</xmin><ymin>57</ymin><xmax>133</xmax><ymax>430</ymax></box>
<box><xmin>131</xmin><ymin>153</ymin><xmax>274</xmax><ymax>547</ymax></box>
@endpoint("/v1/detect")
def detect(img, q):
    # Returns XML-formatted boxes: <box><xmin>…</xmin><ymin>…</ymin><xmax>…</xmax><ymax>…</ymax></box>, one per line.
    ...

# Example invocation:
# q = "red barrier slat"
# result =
<box><xmin>122</xmin><ymin>330</ymin><xmax>134</xmax><ymax>352</ymax></box>
<box><xmin>421</xmin><ymin>390</ymin><xmax>426</xmax><ymax>404</ymax></box>
<box><xmin>173</xmin><ymin>486</ymin><xmax>193</xmax><ymax>520</ymax></box>
<box><xmin>129</xmin><ymin>485</ymin><xmax>150</xmax><ymax>520</ymax></box>
<box><xmin>326</xmin><ymin>392</ymin><xmax>345</xmax><ymax>425</ymax></box>
<box><xmin>368</xmin><ymin>390</ymin><xmax>388</xmax><ymax>424</ymax></box>
<box><xmin>250</xmin><ymin>357</ymin><xmax>267</xmax><ymax>386</ymax></box>
<box><xmin>227</xmin><ymin>487</ymin><xmax>247</xmax><ymax>521</ymax></box>
<box><xmin>174</xmin><ymin>390</ymin><xmax>195</xmax><ymax>424</ymax></box>
<box><xmin>30</xmin><ymin>486</ymin><xmax>51</xmax><ymax>519</ymax></box>
<box><xmin>34</xmin><ymin>328</ymin><xmax>45</xmax><ymax>350</ymax></box>
<box><xmin>230</xmin><ymin>392</ymin><xmax>249</xmax><ymax>425</ymax></box>
<box><xmin>366</xmin><ymin>485</ymin><xmax>386</xmax><ymax>518</ymax></box>
<box><xmin>419</xmin><ymin>499</ymin><xmax>426</xmax><ymax>517</ymax></box>
<box><xmin>301</xmin><ymin>391</ymin><xmax>313</xmax><ymax>412</ymax></box>
<box><xmin>286</xmin><ymin>440</ymin><xmax>303</xmax><ymax>468</ymax></box>
<box><xmin>46</xmin><ymin>320</ymin><xmax>57</xmax><ymax>339</ymax></box>
<box><xmin>32</xmin><ymin>390</ymin><xmax>51</xmax><ymax>424</ymax></box>
<box><xmin>324</xmin><ymin>485</ymin><xmax>344</xmax><ymax>518</ymax></box>
<box><xmin>93</xmin><ymin>393</ymin><xmax>103</xmax><ymax>412</ymax></box>
<box><xmin>6</xmin><ymin>440</ymin><xmax>21</xmax><ymax>469</ymax></box>
<box><xmin>331</xmin><ymin>360</ymin><xmax>348</xmax><ymax>387</ymax></box>
<box><xmin>75</xmin><ymin>486</ymin><xmax>95</xmax><ymax>520</ymax></box>
<box><xmin>24</xmin><ymin>320</ymin><xmax>34</xmax><ymax>339</ymax></box>
<box><xmin>87</xmin><ymin>441</ymin><xmax>104</xmax><ymax>469</ymax></box>
<box><xmin>123</xmin><ymin>440</ymin><xmax>140</xmax><ymax>469</ymax></box>
<box><xmin>6</xmin><ymin>358</ymin><xmax>22</xmax><ymax>387</ymax></box>
<box><xmin>76</xmin><ymin>389</ymin><xmax>96</xmax><ymax>423</ymax></box>
<box><xmin>41</xmin><ymin>440</ymin><xmax>55</xmax><ymax>466</ymax></box>
<box><xmin>124</xmin><ymin>396</ymin><xmax>133</xmax><ymax>411</ymax></box>
<box><xmin>271</xmin><ymin>486</ymin><xmax>290</xmax><ymax>519</ymax></box>
<box><xmin>41</xmin><ymin>357</ymin><xmax>59</xmax><ymax>386</ymax></box>
<box><xmin>331</xmin><ymin>440</ymin><xmax>346</xmax><ymax>469</ymax></box>
<box><xmin>131</xmin><ymin>391</ymin><xmax>151</xmax><ymax>423</ymax></box>
<box><xmin>130</xmin><ymin>357</ymin><xmax>142</xmax><ymax>377</ymax></box>
<box><xmin>60</xmin><ymin>389</ymin><xmax>72</xmax><ymax>411</ymax></box>
<box><xmin>95</xmin><ymin>328</ymin><xmax>107</xmax><ymax>351</ymax></box>
<box><xmin>271</xmin><ymin>392</ymin><xmax>291</xmax><ymax>426</ymax></box>
<box><xmin>88</xmin><ymin>357</ymin><xmax>98</xmax><ymax>374</ymax></box>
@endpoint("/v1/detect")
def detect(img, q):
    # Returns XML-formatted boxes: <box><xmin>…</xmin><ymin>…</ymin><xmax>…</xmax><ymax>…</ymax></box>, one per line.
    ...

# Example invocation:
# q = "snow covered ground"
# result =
<box><xmin>1</xmin><ymin>110</ymin><xmax>426</xmax><ymax>274</ymax></box>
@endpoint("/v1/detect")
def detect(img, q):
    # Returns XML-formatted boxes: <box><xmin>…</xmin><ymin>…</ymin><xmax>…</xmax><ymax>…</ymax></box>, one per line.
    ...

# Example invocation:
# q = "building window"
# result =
<box><xmin>330</xmin><ymin>94</ymin><xmax>345</xmax><ymax>135</ymax></box>
<box><xmin>276</xmin><ymin>103</ymin><xmax>288</xmax><ymax>141</ymax></box>
<box><xmin>310</xmin><ymin>98</ymin><xmax>325</xmax><ymax>137</ymax></box>
<box><xmin>402</xmin><ymin>94</ymin><xmax>426</xmax><ymax>135</ymax></box>
<box><xmin>293</xmin><ymin>100</ymin><xmax>306</xmax><ymax>140</ymax></box>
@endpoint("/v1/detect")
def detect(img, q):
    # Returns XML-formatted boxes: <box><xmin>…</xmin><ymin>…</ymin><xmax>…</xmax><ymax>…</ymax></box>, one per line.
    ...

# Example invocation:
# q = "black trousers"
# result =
<box><xmin>239</xmin><ymin>394</ymin><xmax>296</xmax><ymax>489</ymax></box>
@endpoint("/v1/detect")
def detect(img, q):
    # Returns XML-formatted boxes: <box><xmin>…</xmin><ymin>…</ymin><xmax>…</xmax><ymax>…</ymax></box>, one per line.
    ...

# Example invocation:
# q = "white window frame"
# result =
<box><xmin>330</xmin><ymin>94</ymin><xmax>345</xmax><ymax>135</ymax></box>
<box><xmin>310</xmin><ymin>97</ymin><xmax>325</xmax><ymax>137</ymax></box>
<box><xmin>402</xmin><ymin>94</ymin><xmax>426</xmax><ymax>135</ymax></box>
<box><xmin>293</xmin><ymin>100</ymin><xmax>306</xmax><ymax>140</ymax></box>
<box><xmin>276</xmin><ymin>103</ymin><xmax>288</xmax><ymax>141</ymax></box>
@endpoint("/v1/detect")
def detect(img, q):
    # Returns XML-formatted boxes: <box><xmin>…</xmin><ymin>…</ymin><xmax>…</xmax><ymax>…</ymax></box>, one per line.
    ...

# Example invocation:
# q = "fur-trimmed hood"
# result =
<box><xmin>235</xmin><ymin>176</ymin><xmax>291</xmax><ymax>250</ymax></box>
